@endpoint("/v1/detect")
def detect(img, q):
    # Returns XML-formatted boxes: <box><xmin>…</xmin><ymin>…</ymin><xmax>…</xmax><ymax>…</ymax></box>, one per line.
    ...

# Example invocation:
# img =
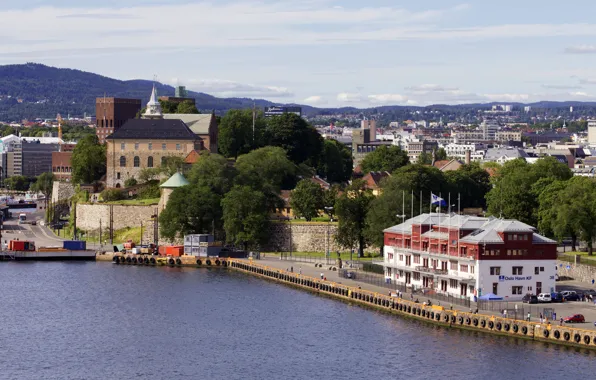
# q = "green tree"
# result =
<box><xmin>222</xmin><ymin>185</ymin><xmax>270</xmax><ymax>250</ymax></box>
<box><xmin>417</xmin><ymin>152</ymin><xmax>432</xmax><ymax>165</ymax></box>
<box><xmin>323</xmin><ymin>185</ymin><xmax>340</xmax><ymax>218</ymax></box>
<box><xmin>176</xmin><ymin>100</ymin><xmax>199</xmax><ymax>114</ymax></box>
<box><xmin>317</xmin><ymin>139</ymin><xmax>353</xmax><ymax>183</ymax></box>
<box><xmin>4</xmin><ymin>175</ymin><xmax>31</xmax><ymax>191</ymax></box>
<box><xmin>124</xmin><ymin>177</ymin><xmax>138</xmax><ymax>187</ymax></box>
<box><xmin>290</xmin><ymin>179</ymin><xmax>324</xmax><ymax>221</ymax></box>
<box><xmin>158</xmin><ymin>100</ymin><xmax>178</xmax><ymax>113</ymax></box>
<box><xmin>486</xmin><ymin>157</ymin><xmax>572</xmax><ymax>225</ymax></box>
<box><xmin>537</xmin><ymin>180</ymin><xmax>577</xmax><ymax>250</ymax></box>
<box><xmin>160</xmin><ymin>156</ymin><xmax>186</xmax><ymax>177</ymax></box>
<box><xmin>187</xmin><ymin>152</ymin><xmax>236</xmax><ymax>195</ymax></box>
<box><xmin>364</xmin><ymin>165</ymin><xmax>448</xmax><ymax>248</ymax></box>
<box><xmin>360</xmin><ymin>145</ymin><xmax>409</xmax><ymax>173</ymax></box>
<box><xmin>71</xmin><ymin>135</ymin><xmax>106</xmax><ymax>185</ymax></box>
<box><xmin>31</xmin><ymin>172</ymin><xmax>55</xmax><ymax>219</ymax></box>
<box><xmin>266</xmin><ymin>113</ymin><xmax>323</xmax><ymax>165</ymax></box>
<box><xmin>100</xmin><ymin>188</ymin><xmax>125</xmax><ymax>202</ymax></box>
<box><xmin>159</xmin><ymin>184</ymin><xmax>223</xmax><ymax>241</ymax></box>
<box><xmin>138</xmin><ymin>168</ymin><xmax>162</xmax><ymax>183</ymax></box>
<box><xmin>445</xmin><ymin>162</ymin><xmax>491</xmax><ymax>209</ymax></box>
<box><xmin>335</xmin><ymin>179</ymin><xmax>374</xmax><ymax>257</ymax></box>
<box><xmin>218</xmin><ymin>109</ymin><xmax>267</xmax><ymax>159</ymax></box>
<box><xmin>435</xmin><ymin>148</ymin><xmax>448</xmax><ymax>161</ymax></box>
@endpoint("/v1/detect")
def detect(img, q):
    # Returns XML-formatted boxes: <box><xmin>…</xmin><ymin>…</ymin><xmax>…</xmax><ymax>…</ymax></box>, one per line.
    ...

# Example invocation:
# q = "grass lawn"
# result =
<box><xmin>74</xmin><ymin>227</ymin><xmax>143</xmax><ymax>245</ymax></box>
<box><xmin>104</xmin><ymin>198</ymin><xmax>160</xmax><ymax>206</ymax></box>
<box><xmin>559</xmin><ymin>252</ymin><xmax>596</xmax><ymax>267</ymax></box>
<box><xmin>264</xmin><ymin>251</ymin><xmax>381</xmax><ymax>261</ymax></box>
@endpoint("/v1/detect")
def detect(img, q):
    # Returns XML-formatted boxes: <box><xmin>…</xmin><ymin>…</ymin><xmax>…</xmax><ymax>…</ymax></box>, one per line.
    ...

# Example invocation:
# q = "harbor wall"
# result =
<box><xmin>51</xmin><ymin>181</ymin><xmax>75</xmax><ymax>204</ymax></box>
<box><xmin>76</xmin><ymin>204</ymin><xmax>156</xmax><ymax>231</ymax></box>
<box><xmin>230</xmin><ymin>260</ymin><xmax>596</xmax><ymax>350</ymax></box>
<box><xmin>556</xmin><ymin>260</ymin><xmax>596</xmax><ymax>284</ymax></box>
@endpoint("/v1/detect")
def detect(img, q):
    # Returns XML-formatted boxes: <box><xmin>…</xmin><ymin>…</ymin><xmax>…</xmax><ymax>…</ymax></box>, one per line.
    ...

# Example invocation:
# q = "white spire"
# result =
<box><xmin>143</xmin><ymin>84</ymin><xmax>163</xmax><ymax>119</ymax></box>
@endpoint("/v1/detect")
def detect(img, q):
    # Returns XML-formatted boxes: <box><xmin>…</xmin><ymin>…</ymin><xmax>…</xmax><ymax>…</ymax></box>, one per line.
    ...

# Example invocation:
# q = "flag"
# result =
<box><xmin>431</xmin><ymin>193</ymin><xmax>447</xmax><ymax>207</ymax></box>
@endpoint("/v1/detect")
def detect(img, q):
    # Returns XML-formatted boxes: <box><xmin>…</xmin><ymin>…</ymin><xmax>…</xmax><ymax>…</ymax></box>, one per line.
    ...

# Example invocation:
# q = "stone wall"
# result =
<box><xmin>263</xmin><ymin>222</ymin><xmax>377</xmax><ymax>254</ymax></box>
<box><xmin>76</xmin><ymin>204</ymin><xmax>157</xmax><ymax>231</ymax></box>
<box><xmin>52</xmin><ymin>181</ymin><xmax>75</xmax><ymax>204</ymax></box>
<box><xmin>556</xmin><ymin>260</ymin><xmax>596</xmax><ymax>284</ymax></box>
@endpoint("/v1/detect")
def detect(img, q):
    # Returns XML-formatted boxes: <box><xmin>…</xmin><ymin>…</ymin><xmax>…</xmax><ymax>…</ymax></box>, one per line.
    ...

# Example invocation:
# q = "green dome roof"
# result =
<box><xmin>160</xmin><ymin>172</ymin><xmax>190</xmax><ymax>188</ymax></box>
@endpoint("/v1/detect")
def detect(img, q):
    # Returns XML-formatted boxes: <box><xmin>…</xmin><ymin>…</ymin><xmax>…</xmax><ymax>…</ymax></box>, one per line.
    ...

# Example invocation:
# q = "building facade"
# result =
<box><xmin>381</xmin><ymin>214</ymin><xmax>557</xmax><ymax>301</ymax></box>
<box><xmin>96</xmin><ymin>97</ymin><xmax>142</xmax><ymax>144</ymax></box>
<box><xmin>52</xmin><ymin>152</ymin><xmax>73</xmax><ymax>181</ymax></box>
<box><xmin>588</xmin><ymin>120</ymin><xmax>596</xmax><ymax>145</ymax></box>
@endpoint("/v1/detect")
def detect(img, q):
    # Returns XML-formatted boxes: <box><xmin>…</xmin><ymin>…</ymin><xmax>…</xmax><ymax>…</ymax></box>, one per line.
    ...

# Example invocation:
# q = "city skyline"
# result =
<box><xmin>3</xmin><ymin>0</ymin><xmax>596</xmax><ymax>107</ymax></box>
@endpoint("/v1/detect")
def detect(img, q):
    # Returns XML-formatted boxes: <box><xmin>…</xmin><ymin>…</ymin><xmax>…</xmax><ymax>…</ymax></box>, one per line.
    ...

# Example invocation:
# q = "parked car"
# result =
<box><xmin>550</xmin><ymin>292</ymin><xmax>564</xmax><ymax>303</ymax></box>
<box><xmin>537</xmin><ymin>293</ymin><xmax>552</xmax><ymax>303</ymax></box>
<box><xmin>564</xmin><ymin>314</ymin><xmax>585</xmax><ymax>323</ymax></box>
<box><xmin>565</xmin><ymin>293</ymin><xmax>581</xmax><ymax>301</ymax></box>
<box><xmin>561</xmin><ymin>290</ymin><xmax>577</xmax><ymax>297</ymax></box>
<box><xmin>522</xmin><ymin>294</ymin><xmax>538</xmax><ymax>304</ymax></box>
<box><xmin>584</xmin><ymin>289</ymin><xmax>596</xmax><ymax>297</ymax></box>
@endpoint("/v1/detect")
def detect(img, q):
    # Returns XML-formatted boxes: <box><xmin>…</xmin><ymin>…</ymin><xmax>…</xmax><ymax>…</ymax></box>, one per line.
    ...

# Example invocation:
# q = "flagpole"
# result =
<box><xmin>457</xmin><ymin>193</ymin><xmax>461</xmax><ymax>257</ymax></box>
<box><xmin>402</xmin><ymin>191</ymin><xmax>405</xmax><ymax>248</ymax></box>
<box><xmin>411</xmin><ymin>190</ymin><xmax>414</xmax><ymax>220</ymax></box>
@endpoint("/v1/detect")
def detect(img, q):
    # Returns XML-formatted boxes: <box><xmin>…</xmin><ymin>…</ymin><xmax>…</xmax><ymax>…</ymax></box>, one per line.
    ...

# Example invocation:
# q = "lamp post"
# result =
<box><xmin>324</xmin><ymin>206</ymin><xmax>334</xmax><ymax>265</ymax></box>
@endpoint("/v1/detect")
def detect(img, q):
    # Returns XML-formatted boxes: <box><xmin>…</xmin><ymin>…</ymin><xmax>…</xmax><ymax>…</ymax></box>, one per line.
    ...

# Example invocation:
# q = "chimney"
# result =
<box><xmin>370</xmin><ymin>119</ymin><xmax>376</xmax><ymax>142</ymax></box>
<box><xmin>465</xmin><ymin>150</ymin><xmax>471</xmax><ymax>165</ymax></box>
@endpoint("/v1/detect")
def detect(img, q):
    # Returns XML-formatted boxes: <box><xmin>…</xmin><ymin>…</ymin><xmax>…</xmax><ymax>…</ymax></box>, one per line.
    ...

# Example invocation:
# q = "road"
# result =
<box><xmin>258</xmin><ymin>256</ymin><xmax>596</xmax><ymax>330</ymax></box>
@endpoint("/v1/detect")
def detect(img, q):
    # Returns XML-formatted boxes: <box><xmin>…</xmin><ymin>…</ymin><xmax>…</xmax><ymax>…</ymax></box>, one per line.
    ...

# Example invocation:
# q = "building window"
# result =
<box><xmin>460</xmin><ymin>265</ymin><xmax>468</xmax><ymax>273</ymax></box>
<box><xmin>413</xmin><ymin>255</ymin><xmax>420</xmax><ymax>264</ymax></box>
<box><xmin>116</xmin><ymin>172</ymin><xmax>121</xmax><ymax>179</ymax></box>
<box><xmin>540</xmin><ymin>267</ymin><xmax>544</xmax><ymax>272</ymax></box>
<box><xmin>528</xmin><ymin>286</ymin><xmax>533</xmax><ymax>291</ymax></box>
<box><xmin>449</xmin><ymin>280</ymin><xmax>458</xmax><ymax>288</ymax></box>
<box><xmin>450</xmin><ymin>261</ymin><xmax>458</xmax><ymax>271</ymax></box>
<box><xmin>148</xmin><ymin>143</ymin><xmax>153</xmax><ymax>150</ymax></box>
<box><xmin>135</xmin><ymin>143</ymin><xmax>139</xmax><ymax>150</ymax></box>
<box><xmin>399</xmin><ymin>255</ymin><xmax>404</xmax><ymax>261</ymax></box>
<box><xmin>535</xmin><ymin>267</ymin><xmax>539</xmax><ymax>275</ymax></box>
<box><xmin>121</xmin><ymin>143</ymin><xmax>125</xmax><ymax>150</ymax></box>
<box><xmin>119</xmin><ymin>156</ymin><xmax>126</xmax><ymax>167</ymax></box>
<box><xmin>490</xmin><ymin>267</ymin><xmax>501</xmax><ymax>275</ymax></box>
<box><xmin>162</xmin><ymin>143</ymin><xmax>167</xmax><ymax>150</ymax></box>
<box><xmin>134</xmin><ymin>156</ymin><xmax>140</xmax><ymax>167</ymax></box>
<box><xmin>470</xmin><ymin>266</ymin><xmax>475</xmax><ymax>274</ymax></box>
<box><xmin>161</xmin><ymin>156</ymin><xmax>167</xmax><ymax>166</ymax></box>
<box><xmin>413</xmin><ymin>272</ymin><xmax>420</xmax><ymax>281</ymax></box>
<box><xmin>512</xmin><ymin>286</ymin><xmax>523</xmax><ymax>295</ymax></box>
<box><xmin>176</xmin><ymin>144</ymin><xmax>181</xmax><ymax>151</ymax></box>
<box><xmin>147</xmin><ymin>156</ymin><xmax>153</xmax><ymax>168</ymax></box>
<box><xmin>512</xmin><ymin>267</ymin><xmax>523</xmax><ymax>275</ymax></box>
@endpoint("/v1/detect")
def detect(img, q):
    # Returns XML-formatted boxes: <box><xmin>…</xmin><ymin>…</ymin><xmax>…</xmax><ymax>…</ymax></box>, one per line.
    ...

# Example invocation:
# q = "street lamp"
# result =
<box><xmin>325</xmin><ymin>206</ymin><xmax>334</xmax><ymax>265</ymax></box>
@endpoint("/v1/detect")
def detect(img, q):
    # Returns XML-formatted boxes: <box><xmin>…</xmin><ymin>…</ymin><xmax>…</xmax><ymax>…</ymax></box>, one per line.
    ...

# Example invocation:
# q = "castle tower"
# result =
<box><xmin>143</xmin><ymin>84</ymin><xmax>163</xmax><ymax>119</ymax></box>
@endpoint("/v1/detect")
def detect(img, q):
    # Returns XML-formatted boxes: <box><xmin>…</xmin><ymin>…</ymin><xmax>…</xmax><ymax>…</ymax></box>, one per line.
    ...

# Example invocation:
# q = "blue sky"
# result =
<box><xmin>2</xmin><ymin>0</ymin><xmax>596</xmax><ymax>107</ymax></box>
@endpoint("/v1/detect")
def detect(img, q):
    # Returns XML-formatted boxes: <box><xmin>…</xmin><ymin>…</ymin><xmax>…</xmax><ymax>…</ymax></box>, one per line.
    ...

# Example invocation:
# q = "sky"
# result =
<box><xmin>2</xmin><ymin>0</ymin><xmax>596</xmax><ymax>107</ymax></box>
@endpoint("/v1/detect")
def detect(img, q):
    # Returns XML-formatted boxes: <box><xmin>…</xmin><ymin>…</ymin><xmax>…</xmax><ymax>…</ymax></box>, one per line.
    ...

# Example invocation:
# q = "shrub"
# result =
<box><xmin>101</xmin><ymin>188</ymin><xmax>125</xmax><ymax>202</ymax></box>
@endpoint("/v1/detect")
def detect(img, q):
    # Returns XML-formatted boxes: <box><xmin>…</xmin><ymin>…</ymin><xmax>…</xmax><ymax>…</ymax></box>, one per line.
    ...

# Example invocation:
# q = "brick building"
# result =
<box><xmin>96</xmin><ymin>97</ymin><xmax>142</xmax><ymax>144</ymax></box>
<box><xmin>381</xmin><ymin>213</ymin><xmax>557</xmax><ymax>301</ymax></box>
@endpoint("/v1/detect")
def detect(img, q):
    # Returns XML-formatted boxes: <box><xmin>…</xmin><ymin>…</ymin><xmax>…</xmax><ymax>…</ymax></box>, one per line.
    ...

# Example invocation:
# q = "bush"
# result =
<box><xmin>124</xmin><ymin>178</ymin><xmax>138</xmax><ymax>187</ymax></box>
<box><xmin>137</xmin><ymin>182</ymin><xmax>160</xmax><ymax>199</ymax></box>
<box><xmin>101</xmin><ymin>188</ymin><xmax>125</xmax><ymax>202</ymax></box>
<box><xmin>363</xmin><ymin>262</ymin><xmax>384</xmax><ymax>274</ymax></box>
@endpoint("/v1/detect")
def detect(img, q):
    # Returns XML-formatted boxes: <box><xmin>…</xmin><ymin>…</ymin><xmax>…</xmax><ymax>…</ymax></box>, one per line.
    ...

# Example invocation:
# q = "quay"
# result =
<box><xmin>100</xmin><ymin>252</ymin><xmax>596</xmax><ymax>349</ymax></box>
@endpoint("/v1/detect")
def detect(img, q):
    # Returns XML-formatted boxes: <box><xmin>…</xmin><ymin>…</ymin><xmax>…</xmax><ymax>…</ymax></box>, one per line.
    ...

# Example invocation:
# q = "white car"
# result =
<box><xmin>537</xmin><ymin>293</ymin><xmax>552</xmax><ymax>303</ymax></box>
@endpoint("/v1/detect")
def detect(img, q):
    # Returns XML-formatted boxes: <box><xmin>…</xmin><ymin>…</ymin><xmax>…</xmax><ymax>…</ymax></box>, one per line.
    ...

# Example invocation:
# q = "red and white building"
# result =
<box><xmin>382</xmin><ymin>213</ymin><xmax>557</xmax><ymax>301</ymax></box>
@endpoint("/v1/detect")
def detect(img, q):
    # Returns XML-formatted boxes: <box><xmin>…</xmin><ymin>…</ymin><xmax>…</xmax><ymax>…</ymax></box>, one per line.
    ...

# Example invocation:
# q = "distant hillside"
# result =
<box><xmin>0</xmin><ymin>63</ymin><xmax>278</xmax><ymax>121</ymax></box>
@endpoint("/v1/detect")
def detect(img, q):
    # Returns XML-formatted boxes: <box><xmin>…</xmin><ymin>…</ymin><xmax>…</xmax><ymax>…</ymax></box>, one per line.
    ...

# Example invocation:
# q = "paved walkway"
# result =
<box><xmin>254</xmin><ymin>257</ymin><xmax>596</xmax><ymax>330</ymax></box>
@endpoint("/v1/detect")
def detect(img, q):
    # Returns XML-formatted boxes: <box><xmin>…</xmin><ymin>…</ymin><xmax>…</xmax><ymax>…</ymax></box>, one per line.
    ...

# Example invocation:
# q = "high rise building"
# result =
<box><xmin>481</xmin><ymin>119</ymin><xmax>499</xmax><ymax>140</ymax></box>
<box><xmin>95</xmin><ymin>97</ymin><xmax>142</xmax><ymax>144</ymax></box>
<box><xmin>588</xmin><ymin>120</ymin><xmax>596</xmax><ymax>145</ymax></box>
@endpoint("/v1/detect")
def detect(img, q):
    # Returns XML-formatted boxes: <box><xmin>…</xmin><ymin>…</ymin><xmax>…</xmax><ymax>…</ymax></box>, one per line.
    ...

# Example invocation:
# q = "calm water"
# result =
<box><xmin>0</xmin><ymin>263</ymin><xmax>594</xmax><ymax>380</ymax></box>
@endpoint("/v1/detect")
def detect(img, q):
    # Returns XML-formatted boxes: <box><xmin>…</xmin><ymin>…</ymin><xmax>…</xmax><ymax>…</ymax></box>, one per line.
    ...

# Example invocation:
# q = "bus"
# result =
<box><xmin>18</xmin><ymin>214</ymin><xmax>26</xmax><ymax>224</ymax></box>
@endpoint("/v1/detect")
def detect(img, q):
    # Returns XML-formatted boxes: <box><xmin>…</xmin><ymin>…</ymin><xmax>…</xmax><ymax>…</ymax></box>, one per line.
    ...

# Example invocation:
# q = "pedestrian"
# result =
<box><xmin>323</xmin><ymin>276</ymin><xmax>326</xmax><ymax>281</ymax></box>
<box><xmin>540</xmin><ymin>313</ymin><xmax>543</xmax><ymax>323</ymax></box>
<box><xmin>560</xmin><ymin>318</ymin><xmax>564</xmax><ymax>326</ymax></box>
<box><xmin>290</xmin><ymin>266</ymin><xmax>293</xmax><ymax>273</ymax></box>
<box><xmin>299</xmin><ymin>267</ymin><xmax>302</xmax><ymax>275</ymax></box>
<box><xmin>527</xmin><ymin>312</ymin><xmax>531</xmax><ymax>322</ymax></box>
<box><xmin>553</xmin><ymin>312</ymin><xmax>556</xmax><ymax>321</ymax></box>
<box><xmin>320</xmin><ymin>272</ymin><xmax>324</xmax><ymax>280</ymax></box>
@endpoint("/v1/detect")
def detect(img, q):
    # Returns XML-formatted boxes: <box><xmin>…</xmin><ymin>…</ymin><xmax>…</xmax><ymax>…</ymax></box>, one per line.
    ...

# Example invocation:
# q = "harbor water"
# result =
<box><xmin>0</xmin><ymin>262</ymin><xmax>594</xmax><ymax>380</ymax></box>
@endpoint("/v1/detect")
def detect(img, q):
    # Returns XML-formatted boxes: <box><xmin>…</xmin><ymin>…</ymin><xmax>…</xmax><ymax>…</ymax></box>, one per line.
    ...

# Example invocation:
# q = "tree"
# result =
<box><xmin>187</xmin><ymin>152</ymin><xmax>236</xmax><ymax>195</ymax></box>
<box><xmin>159</xmin><ymin>184</ymin><xmax>223</xmax><ymax>241</ymax></box>
<box><xmin>158</xmin><ymin>100</ymin><xmax>178</xmax><ymax>113</ymax></box>
<box><xmin>445</xmin><ymin>162</ymin><xmax>491</xmax><ymax>209</ymax></box>
<box><xmin>364</xmin><ymin>165</ymin><xmax>448</xmax><ymax>248</ymax></box>
<box><xmin>435</xmin><ymin>148</ymin><xmax>448</xmax><ymax>161</ymax></box>
<box><xmin>360</xmin><ymin>145</ymin><xmax>409</xmax><ymax>173</ymax></box>
<box><xmin>71</xmin><ymin>135</ymin><xmax>106</xmax><ymax>185</ymax></box>
<box><xmin>235</xmin><ymin>146</ymin><xmax>296</xmax><ymax>195</ymax></box>
<box><xmin>100</xmin><ymin>188</ymin><xmax>125</xmax><ymax>202</ymax></box>
<box><xmin>218</xmin><ymin>109</ymin><xmax>267</xmax><ymax>159</ymax></box>
<box><xmin>317</xmin><ymin>139</ymin><xmax>353</xmax><ymax>183</ymax></box>
<box><xmin>222</xmin><ymin>186</ymin><xmax>270</xmax><ymax>250</ymax></box>
<box><xmin>124</xmin><ymin>178</ymin><xmax>138</xmax><ymax>187</ymax></box>
<box><xmin>4</xmin><ymin>175</ymin><xmax>30</xmax><ymax>191</ymax></box>
<box><xmin>323</xmin><ymin>185</ymin><xmax>340</xmax><ymax>218</ymax></box>
<box><xmin>160</xmin><ymin>156</ymin><xmax>186</xmax><ymax>177</ymax></box>
<box><xmin>537</xmin><ymin>180</ymin><xmax>577</xmax><ymax>250</ymax></box>
<box><xmin>176</xmin><ymin>100</ymin><xmax>199</xmax><ymax>114</ymax></box>
<box><xmin>417</xmin><ymin>152</ymin><xmax>432</xmax><ymax>165</ymax></box>
<box><xmin>31</xmin><ymin>172</ymin><xmax>55</xmax><ymax>219</ymax></box>
<box><xmin>335</xmin><ymin>180</ymin><xmax>374</xmax><ymax>257</ymax></box>
<box><xmin>138</xmin><ymin>168</ymin><xmax>162</xmax><ymax>183</ymax></box>
<box><xmin>554</xmin><ymin>178</ymin><xmax>596</xmax><ymax>255</ymax></box>
<box><xmin>290</xmin><ymin>179</ymin><xmax>324</xmax><ymax>221</ymax></box>
<box><xmin>266</xmin><ymin>113</ymin><xmax>323</xmax><ymax>165</ymax></box>
<box><xmin>486</xmin><ymin>157</ymin><xmax>572</xmax><ymax>225</ymax></box>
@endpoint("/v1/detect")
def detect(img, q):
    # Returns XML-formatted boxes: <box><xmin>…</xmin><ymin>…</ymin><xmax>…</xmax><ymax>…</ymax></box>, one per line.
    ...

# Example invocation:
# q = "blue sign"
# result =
<box><xmin>566</xmin><ymin>265</ymin><xmax>571</xmax><ymax>270</ymax></box>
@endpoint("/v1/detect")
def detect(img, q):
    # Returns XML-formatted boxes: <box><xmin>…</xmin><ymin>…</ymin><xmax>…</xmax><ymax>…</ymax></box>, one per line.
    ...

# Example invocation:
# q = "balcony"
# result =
<box><xmin>387</xmin><ymin>246</ymin><xmax>475</xmax><ymax>262</ymax></box>
<box><xmin>416</xmin><ymin>266</ymin><xmax>448</xmax><ymax>275</ymax></box>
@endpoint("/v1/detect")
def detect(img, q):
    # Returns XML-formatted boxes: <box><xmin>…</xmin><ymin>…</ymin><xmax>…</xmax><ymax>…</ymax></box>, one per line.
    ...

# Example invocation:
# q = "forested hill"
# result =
<box><xmin>0</xmin><ymin>63</ymin><xmax>276</xmax><ymax>121</ymax></box>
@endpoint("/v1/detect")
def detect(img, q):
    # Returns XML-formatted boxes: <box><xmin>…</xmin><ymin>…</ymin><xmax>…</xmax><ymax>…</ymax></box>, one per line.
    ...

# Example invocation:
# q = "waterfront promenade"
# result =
<box><xmin>253</xmin><ymin>257</ymin><xmax>596</xmax><ymax>331</ymax></box>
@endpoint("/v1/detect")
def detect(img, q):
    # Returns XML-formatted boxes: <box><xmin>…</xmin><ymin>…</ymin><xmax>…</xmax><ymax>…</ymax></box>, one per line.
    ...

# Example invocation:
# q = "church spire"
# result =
<box><xmin>143</xmin><ymin>83</ymin><xmax>163</xmax><ymax>119</ymax></box>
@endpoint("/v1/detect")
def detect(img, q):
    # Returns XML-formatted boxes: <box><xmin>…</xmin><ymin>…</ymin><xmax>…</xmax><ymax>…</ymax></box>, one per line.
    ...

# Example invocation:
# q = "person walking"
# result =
<box><xmin>320</xmin><ymin>273</ymin><xmax>324</xmax><ymax>280</ymax></box>
<box><xmin>527</xmin><ymin>312</ymin><xmax>531</xmax><ymax>322</ymax></box>
<box><xmin>299</xmin><ymin>267</ymin><xmax>302</xmax><ymax>275</ymax></box>
<box><xmin>540</xmin><ymin>313</ymin><xmax>543</xmax><ymax>323</ymax></box>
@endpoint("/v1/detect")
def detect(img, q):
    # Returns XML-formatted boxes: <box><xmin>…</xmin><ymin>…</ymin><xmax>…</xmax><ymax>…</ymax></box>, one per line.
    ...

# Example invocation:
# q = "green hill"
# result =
<box><xmin>0</xmin><ymin>63</ymin><xmax>277</xmax><ymax>121</ymax></box>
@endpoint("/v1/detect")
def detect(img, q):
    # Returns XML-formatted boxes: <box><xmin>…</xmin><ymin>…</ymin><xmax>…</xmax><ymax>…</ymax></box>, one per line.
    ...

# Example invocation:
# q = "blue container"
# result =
<box><xmin>63</xmin><ymin>241</ymin><xmax>86</xmax><ymax>251</ymax></box>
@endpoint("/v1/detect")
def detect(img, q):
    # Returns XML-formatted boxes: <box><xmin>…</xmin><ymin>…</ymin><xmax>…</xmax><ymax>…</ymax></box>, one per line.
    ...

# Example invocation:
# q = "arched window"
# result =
<box><xmin>147</xmin><ymin>156</ymin><xmax>154</xmax><ymax>168</ymax></box>
<box><xmin>115</xmin><ymin>183</ymin><xmax>121</xmax><ymax>188</ymax></box>
<box><xmin>120</xmin><ymin>156</ymin><xmax>126</xmax><ymax>167</ymax></box>
<box><xmin>161</xmin><ymin>156</ymin><xmax>167</xmax><ymax>166</ymax></box>
<box><xmin>134</xmin><ymin>156</ymin><xmax>140</xmax><ymax>167</ymax></box>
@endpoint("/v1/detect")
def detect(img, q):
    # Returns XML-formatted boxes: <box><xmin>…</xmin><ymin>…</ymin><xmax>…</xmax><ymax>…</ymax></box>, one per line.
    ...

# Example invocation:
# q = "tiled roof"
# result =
<box><xmin>163</xmin><ymin>114</ymin><xmax>214</xmax><ymax>135</ymax></box>
<box><xmin>107</xmin><ymin>119</ymin><xmax>199</xmax><ymax>140</ymax></box>
<box><xmin>363</xmin><ymin>171</ymin><xmax>391</xmax><ymax>189</ymax></box>
<box><xmin>160</xmin><ymin>172</ymin><xmax>190</xmax><ymax>188</ymax></box>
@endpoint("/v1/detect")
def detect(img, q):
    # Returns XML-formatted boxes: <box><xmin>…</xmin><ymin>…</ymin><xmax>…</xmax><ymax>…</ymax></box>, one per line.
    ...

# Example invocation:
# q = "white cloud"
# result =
<box><xmin>303</xmin><ymin>95</ymin><xmax>325</xmax><ymax>104</ymax></box>
<box><xmin>336</xmin><ymin>93</ymin><xmax>362</xmax><ymax>103</ymax></box>
<box><xmin>565</xmin><ymin>45</ymin><xmax>596</xmax><ymax>54</ymax></box>
<box><xmin>367</xmin><ymin>94</ymin><xmax>408</xmax><ymax>104</ymax></box>
<box><xmin>185</xmin><ymin>79</ymin><xmax>293</xmax><ymax>98</ymax></box>
<box><xmin>541</xmin><ymin>84</ymin><xmax>583</xmax><ymax>90</ymax></box>
<box><xmin>482</xmin><ymin>93</ymin><xmax>530</xmax><ymax>102</ymax></box>
<box><xmin>405</xmin><ymin>84</ymin><xmax>460</xmax><ymax>92</ymax></box>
